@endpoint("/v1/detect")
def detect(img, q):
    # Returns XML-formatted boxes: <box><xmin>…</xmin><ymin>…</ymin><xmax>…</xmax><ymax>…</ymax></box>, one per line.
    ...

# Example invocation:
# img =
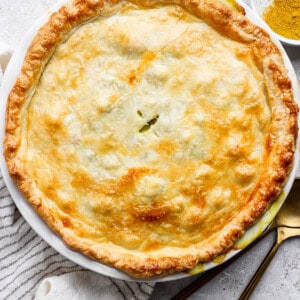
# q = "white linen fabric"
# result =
<box><xmin>0</xmin><ymin>43</ymin><xmax>155</xmax><ymax>300</ymax></box>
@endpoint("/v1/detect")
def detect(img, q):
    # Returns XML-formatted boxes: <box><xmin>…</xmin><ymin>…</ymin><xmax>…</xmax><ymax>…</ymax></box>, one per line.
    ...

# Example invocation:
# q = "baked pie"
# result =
<box><xmin>4</xmin><ymin>0</ymin><xmax>298</xmax><ymax>277</ymax></box>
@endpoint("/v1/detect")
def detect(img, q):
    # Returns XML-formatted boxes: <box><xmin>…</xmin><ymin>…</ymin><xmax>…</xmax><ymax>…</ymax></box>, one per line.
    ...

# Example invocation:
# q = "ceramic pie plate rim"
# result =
<box><xmin>0</xmin><ymin>0</ymin><xmax>299</xmax><ymax>282</ymax></box>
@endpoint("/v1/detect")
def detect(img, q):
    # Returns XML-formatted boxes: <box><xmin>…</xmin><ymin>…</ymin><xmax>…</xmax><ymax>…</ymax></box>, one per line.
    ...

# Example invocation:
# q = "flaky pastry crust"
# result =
<box><xmin>4</xmin><ymin>0</ymin><xmax>299</xmax><ymax>278</ymax></box>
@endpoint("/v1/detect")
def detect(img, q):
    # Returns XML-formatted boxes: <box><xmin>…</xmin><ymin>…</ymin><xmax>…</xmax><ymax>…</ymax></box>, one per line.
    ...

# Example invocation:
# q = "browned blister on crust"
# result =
<box><xmin>4</xmin><ymin>0</ymin><xmax>298</xmax><ymax>277</ymax></box>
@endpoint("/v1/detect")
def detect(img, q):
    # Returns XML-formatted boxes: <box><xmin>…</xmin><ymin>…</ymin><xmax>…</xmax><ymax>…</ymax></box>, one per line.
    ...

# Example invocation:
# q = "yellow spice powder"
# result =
<box><xmin>263</xmin><ymin>0</ymin><xmax>300</xmax><ymax>40</ymax></box>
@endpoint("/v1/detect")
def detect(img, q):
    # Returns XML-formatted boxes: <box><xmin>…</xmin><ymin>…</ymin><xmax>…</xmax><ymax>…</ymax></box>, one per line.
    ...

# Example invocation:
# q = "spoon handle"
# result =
<box><xmin>239</xmin><ymin>230</ymin><xmax>282</xmax><ymax>300</ymax></box>
<box><xmin>172</xmin><ymin>223</ymin><xmax>276</xmax><ymax>300</ymax></box>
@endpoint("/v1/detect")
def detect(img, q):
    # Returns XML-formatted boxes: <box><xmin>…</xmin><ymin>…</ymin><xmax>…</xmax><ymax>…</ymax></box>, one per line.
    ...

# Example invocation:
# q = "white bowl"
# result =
<box><xmin>250</xmin><ymin>0</ymin><xmax>300</xmax><ymax>46</ymax></box>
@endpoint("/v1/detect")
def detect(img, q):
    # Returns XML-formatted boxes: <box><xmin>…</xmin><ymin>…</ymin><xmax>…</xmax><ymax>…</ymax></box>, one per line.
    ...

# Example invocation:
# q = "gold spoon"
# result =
<box><xmin>172</xmin><ymin>180</ymin><xmax>300</xmax><ymax>300</ymax></box>
<box><xmin>239</xmin><ymin>180</ymin><xmax>300</xmax><ymax>299</ymax></box>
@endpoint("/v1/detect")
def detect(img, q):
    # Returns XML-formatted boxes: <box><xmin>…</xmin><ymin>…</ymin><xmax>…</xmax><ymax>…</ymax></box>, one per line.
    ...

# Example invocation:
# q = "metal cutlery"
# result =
<box><xmin>172</xmin><ymin>180</ymin><xmax>300</xmax><ymax>300</ymax></box>
<box><xmin>239</xmin><ymin>180</ymin><xmax>300</xmax><ymax>299</ymax></box>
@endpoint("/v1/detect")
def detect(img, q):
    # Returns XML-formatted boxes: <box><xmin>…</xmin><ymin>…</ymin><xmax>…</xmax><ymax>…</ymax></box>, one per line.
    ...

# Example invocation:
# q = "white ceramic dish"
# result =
<box><xmin>0</xmin><ymin>0</ymin><xmax>299</xmax><ymax>282</ymax></box>
<box><xmin>250</xmin><ymin>0</ymin><xmax>300</xmax><ymax>46</ymax></box>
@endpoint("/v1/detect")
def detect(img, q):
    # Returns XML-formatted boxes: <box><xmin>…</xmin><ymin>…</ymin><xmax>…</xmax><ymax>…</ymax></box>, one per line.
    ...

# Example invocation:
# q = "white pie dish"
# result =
<box><xmin>0</xmin><ymin>0</ymin><xmax>299</xmax><ymax>282</ymax></box>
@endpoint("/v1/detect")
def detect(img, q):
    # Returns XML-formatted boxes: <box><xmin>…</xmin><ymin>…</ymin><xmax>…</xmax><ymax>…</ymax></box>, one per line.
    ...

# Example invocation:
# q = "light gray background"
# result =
<box><xmin>0</xmin><ymin>0</ymin><xmax>299</xmax><ymax>299</ymax></box>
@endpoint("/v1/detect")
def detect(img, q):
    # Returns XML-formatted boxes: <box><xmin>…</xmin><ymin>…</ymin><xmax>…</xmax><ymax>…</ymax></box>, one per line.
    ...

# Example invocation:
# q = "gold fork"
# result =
<box><xmin>172</xmin><ymin>180</ymin><xmax>300</xmax><ymax>300</ymax></box>
<box><xmin>239</xmin><ymin>180</ymin><xmax>300</xmax><ymax>299</ymax></box>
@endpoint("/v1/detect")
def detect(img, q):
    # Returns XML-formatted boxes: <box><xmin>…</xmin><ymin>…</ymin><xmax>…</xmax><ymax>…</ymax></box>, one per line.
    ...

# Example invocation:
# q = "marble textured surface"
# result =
<box><xmin>0</xmin><ymin>0</ymin><xmax>299</xmax><ymax>299</ymax></box>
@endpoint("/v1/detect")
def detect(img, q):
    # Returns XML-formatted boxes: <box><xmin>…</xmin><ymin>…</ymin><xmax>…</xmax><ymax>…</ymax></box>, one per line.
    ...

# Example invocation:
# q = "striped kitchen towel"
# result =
<box><xmin>0</xmin><ymin>43</ymin><xmax>155</xmax><ymax>300</ymax></box>
<box><xmin>0</xmin><ymin>176</ymin><xmax>155</xmax><ymax>300</ymax></box>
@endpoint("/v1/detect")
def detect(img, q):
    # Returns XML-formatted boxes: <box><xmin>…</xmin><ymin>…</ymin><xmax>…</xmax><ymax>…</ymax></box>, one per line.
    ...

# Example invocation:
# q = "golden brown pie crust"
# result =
<box><xmin>3</xmin><ymin>0</ymin><xmax>299</xmax><ymax>278</ymax></box>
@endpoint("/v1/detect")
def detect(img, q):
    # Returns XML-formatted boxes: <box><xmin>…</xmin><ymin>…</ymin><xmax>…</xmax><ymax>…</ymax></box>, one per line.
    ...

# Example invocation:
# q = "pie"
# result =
<box><xmin>4</xmin><ymin>0</ymin><xmax>298</xmax><ymax>278</ymax></box>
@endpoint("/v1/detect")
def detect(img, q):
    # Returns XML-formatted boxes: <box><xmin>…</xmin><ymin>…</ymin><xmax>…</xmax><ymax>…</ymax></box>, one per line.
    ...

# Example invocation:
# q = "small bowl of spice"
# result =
<box><xmin>250</xmin><ymin>0</ymin><xmax>300</xmax><ymax>46</ymax></box>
